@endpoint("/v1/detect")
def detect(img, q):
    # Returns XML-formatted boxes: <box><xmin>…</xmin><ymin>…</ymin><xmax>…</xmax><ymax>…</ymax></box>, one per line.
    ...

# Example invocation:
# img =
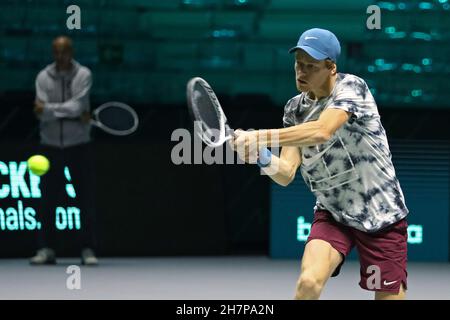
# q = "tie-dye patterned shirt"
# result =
<box><xmin>283</xmin><ymin>73</ymin><xmax>408</xmax><ymax>232</ymax></box>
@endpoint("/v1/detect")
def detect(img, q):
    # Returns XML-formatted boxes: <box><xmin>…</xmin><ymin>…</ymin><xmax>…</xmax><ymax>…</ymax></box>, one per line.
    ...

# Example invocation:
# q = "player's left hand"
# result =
<box><xmin>80</xmin><ymin>111</ymin><xmax>91</xmax><ymax>124</ymax></box>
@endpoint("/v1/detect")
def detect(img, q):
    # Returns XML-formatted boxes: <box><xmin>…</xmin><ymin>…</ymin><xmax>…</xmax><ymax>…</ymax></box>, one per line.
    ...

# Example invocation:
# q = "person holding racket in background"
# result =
<box><xmin>230</xmin><ymin>28</ymin><xmax>409</xmax><ymax>300</ymax></box>
<box><xmin>31</xmin><ymin>35</ymin><xmax>98</xmax><ymax>265</ymax></box>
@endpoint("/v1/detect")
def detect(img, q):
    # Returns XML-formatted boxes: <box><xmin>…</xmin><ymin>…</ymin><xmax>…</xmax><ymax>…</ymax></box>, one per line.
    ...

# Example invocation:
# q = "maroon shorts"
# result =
<box><xmin>306</xmin><ymin>210</ymin><xmax>408</xmax><ymax>293</ymax></box>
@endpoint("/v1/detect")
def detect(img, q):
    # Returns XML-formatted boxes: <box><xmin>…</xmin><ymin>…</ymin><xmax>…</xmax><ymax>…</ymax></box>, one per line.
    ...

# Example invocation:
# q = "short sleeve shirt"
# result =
<box><xmin>283</xmin><ymin>73</ymin><xmax>409</xmax><ymax>232</ymax></box>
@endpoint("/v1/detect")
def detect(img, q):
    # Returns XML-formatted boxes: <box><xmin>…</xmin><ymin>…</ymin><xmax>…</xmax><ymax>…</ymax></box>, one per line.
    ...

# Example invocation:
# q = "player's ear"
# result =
<box><xmin>326</xmin><ymin>60</ymin><xmax>337</xmax><ymax>75</ymax></box>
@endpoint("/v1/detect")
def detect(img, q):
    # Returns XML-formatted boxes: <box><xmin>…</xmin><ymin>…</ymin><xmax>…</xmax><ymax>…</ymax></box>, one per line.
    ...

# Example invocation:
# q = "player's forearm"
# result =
<box><xmin>49</xmin><ymin>80</ymin><xmax>91</xmax><ymax>118</ymax></box>
<box><xmin>260</xmin><ymin>122</ymin><xmax>330</xmax><ymax>147</ymax></box>
<box><xmin>279</xmin><ymin>121</ymin><xmax>331</xmax><ymax>146</ymax></box>
<box><xmin>261</xmin><ymin>154</ymin><xmax>297</xmax><ymax>187</ymax></box>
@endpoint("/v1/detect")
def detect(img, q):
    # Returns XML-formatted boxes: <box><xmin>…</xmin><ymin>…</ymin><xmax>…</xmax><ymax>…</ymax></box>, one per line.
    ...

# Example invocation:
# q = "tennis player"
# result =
<box><xmin>232</xmin><ymin>28</ymin><xmax>409</xmax><ymax>300</ymax></box>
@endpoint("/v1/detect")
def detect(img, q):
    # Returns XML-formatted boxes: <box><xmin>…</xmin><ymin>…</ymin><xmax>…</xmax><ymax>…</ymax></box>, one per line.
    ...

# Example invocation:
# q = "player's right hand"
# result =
<box><xmin>33</xmin><ymin>100</ymin><xmax>44</xmax><ymax>115</ymax></box>
<box><xmin>231</xmin><ymin>129</ymin><xmax>259</xmax><ymax>164</ymax></box>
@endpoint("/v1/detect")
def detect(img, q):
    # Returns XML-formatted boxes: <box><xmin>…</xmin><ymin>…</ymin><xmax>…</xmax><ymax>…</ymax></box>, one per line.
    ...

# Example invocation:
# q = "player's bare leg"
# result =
<box><xmin>375</xmin><ymin>284</ymin><xmax>406</xmax><ymax>300</ymax></box>
<box><xmin>294</xmin><ymin>239</ymin><xmax>343</xmax><ymax>300</ymax></box>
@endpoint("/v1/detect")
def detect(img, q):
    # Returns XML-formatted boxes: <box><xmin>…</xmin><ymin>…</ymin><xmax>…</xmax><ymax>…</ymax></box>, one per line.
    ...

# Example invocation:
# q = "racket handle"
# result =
<box><xmin>225</xmin><ymin>125</ymin><xmax>235</xmax><ymax>138</ymax></box>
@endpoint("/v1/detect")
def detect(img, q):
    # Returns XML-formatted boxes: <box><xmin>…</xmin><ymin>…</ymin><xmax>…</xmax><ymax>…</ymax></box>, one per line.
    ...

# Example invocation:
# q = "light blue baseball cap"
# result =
<box><xmin>289</xmin><ymin>28</ymin><xmax>341</xmax><ymax>62</ymax></box>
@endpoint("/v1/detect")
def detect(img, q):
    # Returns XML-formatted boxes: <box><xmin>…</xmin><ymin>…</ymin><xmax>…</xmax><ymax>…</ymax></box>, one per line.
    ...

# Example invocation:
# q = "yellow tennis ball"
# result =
<box><xmin>27</xmin><ymin>155</ymin><xmax>50</xmax><ymax>176</ymax></box>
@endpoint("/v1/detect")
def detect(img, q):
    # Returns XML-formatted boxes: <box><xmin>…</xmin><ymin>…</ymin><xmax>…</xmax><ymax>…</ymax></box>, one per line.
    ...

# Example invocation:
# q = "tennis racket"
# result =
<box><xmin>90</xmin><ymin>101</ymin><xmax>139</xmax><ymax>136</ymax></box>
<box><xmin>186</xmin><ymin>77</ymin><xmax>234</xmax><ymax>147</ymax></box>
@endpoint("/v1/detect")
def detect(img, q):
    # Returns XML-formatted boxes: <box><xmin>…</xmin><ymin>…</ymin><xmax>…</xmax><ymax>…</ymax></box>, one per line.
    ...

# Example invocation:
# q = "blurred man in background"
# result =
<box><xmin>31</xmin><ymin>36</ymin><xmax>98</xmax><ymax>266</ymax></box>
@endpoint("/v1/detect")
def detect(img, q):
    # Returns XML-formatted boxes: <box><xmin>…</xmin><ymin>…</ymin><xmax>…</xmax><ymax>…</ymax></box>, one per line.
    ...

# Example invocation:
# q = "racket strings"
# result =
<box><xmin>193</xmin><ymin>88</ymin><xmax>221</xmax><ymax>130</ymax></box>
<box><xmin>187</xmin><ymin>77</ymin><xmax>231</xmax><ymax>147</ymax></box>
<box><xmin>192</xmin><ymin>85</ymin><xmax>226</xmax><ymax>146</ymax></box>
<box><xmin>97</xmin><ymin>107</ymin><xmax>135</xmax><ymax>130</ymax></box>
